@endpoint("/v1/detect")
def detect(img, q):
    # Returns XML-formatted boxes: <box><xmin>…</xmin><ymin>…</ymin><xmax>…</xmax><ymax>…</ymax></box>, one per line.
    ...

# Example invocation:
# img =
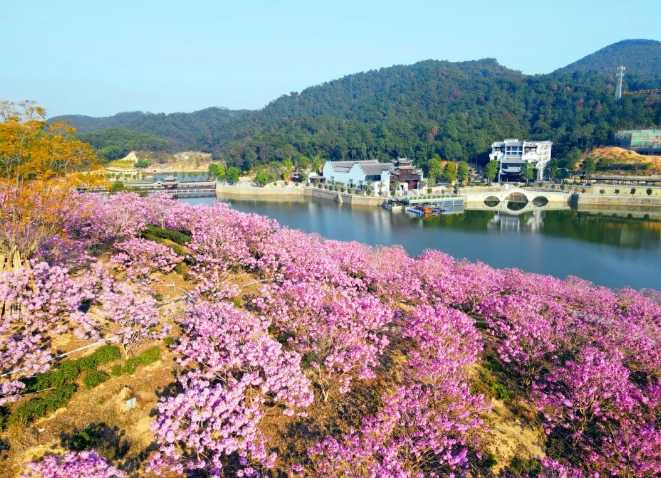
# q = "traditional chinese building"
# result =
<box><xmin>389</xmin><ymin>158</ymin><xmax>423</xmax><ymax>191</ymax></box>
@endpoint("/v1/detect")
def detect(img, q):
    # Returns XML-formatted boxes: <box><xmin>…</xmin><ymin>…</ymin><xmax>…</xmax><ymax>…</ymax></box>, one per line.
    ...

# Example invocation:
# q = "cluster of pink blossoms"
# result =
<box><xmin>22</xmin><ymin>450</ymin><xmax>125</xmax><ymax>478</ymax></box>
<box><xmin>148</xmin><ymin>301</ymin><xmax>313</xmax><ymax>476</ymax></box>
<box><xmin>111</xmin><ymin>237</ymin><xmax>181</xmax><ymax>282</ymax></box>
<box><xmin>0</xmin><ymin>262</ymin><xmax>96</xmax><ymax>405</ymax></box>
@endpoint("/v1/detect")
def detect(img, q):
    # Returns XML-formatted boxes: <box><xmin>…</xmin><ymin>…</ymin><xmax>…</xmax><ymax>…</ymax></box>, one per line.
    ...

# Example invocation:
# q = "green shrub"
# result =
<box><xmin>24</xmin><ymin>345</ymin><xmax>120</xmax><ymax>393</ymax></box>
<box><xmin>83</xmin><ymin>370</ymin><xmax>110</xmax><ymax>389</ymax></box>
<box><xmin>164</xmin><ymin>336</ymin><xmax>178</xmax><ymax>346</ymax></box>
<box><xmin>142</xmin><ymin>225</ymin><xmax>191</xmax><ymax>245</ymax></box>
<box><xmin>70</xmin><ymin>424</ymin><xmax>101</xmax><ymax>451</ymax></box>
<box><xmin>482</xmin><ymin>452</ymin><xmax>498</xmax><ymax>468</ymax></box>
<box><xmin>77</xmin><ymin>345</ymin><xmax>121</xmax><ymax>372</ymax></box>
<box><xmin>122</xmin><ymin>347</ymin><xmax>161</xmax><ymax>375</ymax></box>
<box><xmin>9</xmin><ymin>384</ymin><xmax>76</xmax><ymax>426</ymax></box>
<box><xmin>110</xmin><ymin>365</ymin><xmax>123</xmax><ymax>377</ymax></box>
<box><xmin>57</xmin><ymin>360</ymin><xmax>83</xmax><ymax>381</ymax></box>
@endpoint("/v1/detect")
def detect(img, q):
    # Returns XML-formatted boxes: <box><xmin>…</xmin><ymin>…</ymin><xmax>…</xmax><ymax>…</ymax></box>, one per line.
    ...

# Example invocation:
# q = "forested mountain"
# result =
<box><xmin>555</xmin><ymin>39</ymin><xmax>661</xmax><ymax>78</ymax></box>
<box><xmin>76</xmin><ymin>128</ymin><xmax>174</xmax><ymax>161</ymax></box>
<box><xmin>52</xmin><ymin>107</ymin><xmax>242</xmax><ymax>150</ymax></box>
<box><xmin>204</xmin><ymin>58</ymin><xmax>660</xmax><ymax>173</ymax></box>
<box><xmin>55</xmin><ymin>43</ymin><xmax>661</xmax><ymax>173</ymax></box>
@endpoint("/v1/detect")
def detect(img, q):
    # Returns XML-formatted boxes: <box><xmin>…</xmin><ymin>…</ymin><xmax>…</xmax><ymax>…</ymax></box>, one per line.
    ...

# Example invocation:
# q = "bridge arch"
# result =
<box><xmin>484</xmin><ymin>196</ymin><xmax>500</xmax><ymax>207</ymax></box>
<box><xmin>504</xmin><ymin>192</ymin><xmax>529</xmax><ymax>204</ymax></box>
<box><xmin>532</xmin><ymin>196</ymin><xmax>549</xmax><ymax>207</ymax></box>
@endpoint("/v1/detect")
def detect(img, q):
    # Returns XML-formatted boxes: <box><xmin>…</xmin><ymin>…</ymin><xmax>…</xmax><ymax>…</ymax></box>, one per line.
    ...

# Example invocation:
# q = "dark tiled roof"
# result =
<box><xmin>327</xmin><ymin>160</ymin><xmax>386</xmax><ymax>174</ymax></box>
<box><xmin>361</xmin><ymin>164</ymin><xmax>392</xmax><ymax>175</ymax></box>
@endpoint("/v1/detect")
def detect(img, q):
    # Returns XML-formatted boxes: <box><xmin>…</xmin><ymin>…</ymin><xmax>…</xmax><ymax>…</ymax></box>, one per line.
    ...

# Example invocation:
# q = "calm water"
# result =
<box><xmin>184</xmin><ymin>197</ymin><xmax>661</xmax><ymax>291</ymax></box>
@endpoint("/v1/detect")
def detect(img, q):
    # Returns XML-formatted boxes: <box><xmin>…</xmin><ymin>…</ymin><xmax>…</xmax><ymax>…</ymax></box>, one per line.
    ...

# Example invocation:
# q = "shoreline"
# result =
<box><xmin>215</xmin><ymin>183</ymin><xmax>661</xmax><ymax>212</ymax></box>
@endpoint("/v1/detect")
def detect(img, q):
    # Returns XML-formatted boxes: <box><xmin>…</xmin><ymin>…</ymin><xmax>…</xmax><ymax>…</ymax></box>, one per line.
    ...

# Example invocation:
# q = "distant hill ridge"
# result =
<box><xmin>52</xmin><ymin>40</ymin><xmax>661</xmax><ymax>173</ymax></box>
<box><xmin>52</xmin><ymin>107</ymin><xmax>243</xmax><ymax>150</ymax></box>
<box><xmin>555</xmin><ymin>39</ymin><xmax>661</xmax><ymax>78</ymax></box>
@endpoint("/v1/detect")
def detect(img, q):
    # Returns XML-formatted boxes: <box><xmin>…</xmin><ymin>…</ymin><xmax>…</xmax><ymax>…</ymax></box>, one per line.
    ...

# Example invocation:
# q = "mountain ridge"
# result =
<box><xmin>554</xmin><ymin>39</ymin><xmax>661</xmax><ymax>78</ymax></box>
<box><xmin>51</xmin><ymin>42</ymin><xmax>661</xmax><ymax>172</ymax></box>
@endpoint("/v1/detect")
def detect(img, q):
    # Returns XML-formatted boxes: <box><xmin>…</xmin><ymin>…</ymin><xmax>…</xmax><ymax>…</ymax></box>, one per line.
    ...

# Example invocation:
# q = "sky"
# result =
<box><xmin>1</xmin><ymin>0</ymin><xmax>660</xmax><ymax>117</ymax></box>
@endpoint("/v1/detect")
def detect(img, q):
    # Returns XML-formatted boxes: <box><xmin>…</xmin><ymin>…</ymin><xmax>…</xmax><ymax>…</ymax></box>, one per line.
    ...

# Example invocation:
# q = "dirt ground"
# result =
<box><xmin>583</xmin><ymin>146</ymin><xmax>661</xmax><ymax>175</ymax></box>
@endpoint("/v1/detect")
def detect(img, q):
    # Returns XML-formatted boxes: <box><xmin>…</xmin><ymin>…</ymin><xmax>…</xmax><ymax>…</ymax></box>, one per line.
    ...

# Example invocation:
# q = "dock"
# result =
<box><xmin>123</xmin><ymin>177</ymin><xmax>217</xmax><ymax>198</ymax></box>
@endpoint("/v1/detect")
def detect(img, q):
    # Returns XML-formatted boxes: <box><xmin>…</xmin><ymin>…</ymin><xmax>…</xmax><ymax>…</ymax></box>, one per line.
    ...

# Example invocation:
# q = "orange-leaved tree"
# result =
<box><xmin>0</xmin><ymin>100</ymin><xmax>102</xmax><ymax>271</ymax></box>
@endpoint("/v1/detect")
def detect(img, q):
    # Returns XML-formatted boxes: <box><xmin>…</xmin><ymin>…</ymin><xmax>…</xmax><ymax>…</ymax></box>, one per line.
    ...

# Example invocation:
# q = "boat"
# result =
<box><xmin>432</xmin><ymin>206</ymin><xmax>450</xmax><ymax>214</ymax></box>
<box><xmin>407</xmin><ymin>206</ymin><xmax>433</xmax><ymax>216</ymax></box>
<box><xmin>383</xmin><ymin>199</ymin><xmax>404</xmax><ymax>211</ymax></box>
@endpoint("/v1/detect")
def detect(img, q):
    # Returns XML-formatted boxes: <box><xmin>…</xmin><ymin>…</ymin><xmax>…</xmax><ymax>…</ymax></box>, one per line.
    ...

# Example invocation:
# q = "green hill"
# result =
<box><xmin>55</xmin><ymin>43</ymin><xmax>661</xmax><ymax>174</ymax></box>
<box><xmin>76</xmin><ymin>128</ymin><xmax>174</xmax><ymax>161</ymax></box>
<box><xmin>555</xmin><ymin>39</ymin><xmax>661</xmax><ymax>78</ymax></box>
<box><xmin>51</xmin><ymin>107</ymin><xmax>242</xmax><ymax>151</ymax></box>
<box><xmin>201</xmin><ymin>58</ymin><xmax>659</xmax><ymax>172</ymax></box>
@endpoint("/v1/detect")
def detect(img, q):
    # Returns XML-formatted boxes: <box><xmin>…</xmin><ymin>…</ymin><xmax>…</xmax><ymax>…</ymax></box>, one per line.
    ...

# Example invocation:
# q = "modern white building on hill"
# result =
<box><xmin>322</xmin><ymin>160</ymin><xmax>392</xmax><ymax>194</ymax></box>
<box><xmin>489</xmin><ymin>139</ymin><xmax>553</xmax><ymax>182</ymax></box>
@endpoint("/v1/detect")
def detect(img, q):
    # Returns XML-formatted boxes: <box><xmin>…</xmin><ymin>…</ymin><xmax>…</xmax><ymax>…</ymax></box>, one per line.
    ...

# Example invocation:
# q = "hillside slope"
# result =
<box><xmin>555</xmin><ymin>39</ymin><xmax>661</xmax><ymax>78</ymax></box>
<box><xmin>54</xmin><ymin>45</ymin><xmax>661</xmax><ymax>172</ymax></box>
<box><xmin>202</xmin><ymin>58</ymin><xmax>660</xmax><ymax>171</ymax></box>
<box><xmin>52</xmin><ymin>107</ymin><xmax>242</xmax><ymax>150</ymax></box>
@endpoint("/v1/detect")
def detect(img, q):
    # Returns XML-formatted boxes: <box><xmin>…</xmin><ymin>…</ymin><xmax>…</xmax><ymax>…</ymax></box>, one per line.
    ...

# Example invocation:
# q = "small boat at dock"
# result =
<box><xmin>407</xmin><ymin>205</ymin><xmax>451</xmax><ymax>216</ymax></box>
<box><xmin>383</xmin><ymin>199</ymin><xmax>404</xmax><ymax>211</ymax></box>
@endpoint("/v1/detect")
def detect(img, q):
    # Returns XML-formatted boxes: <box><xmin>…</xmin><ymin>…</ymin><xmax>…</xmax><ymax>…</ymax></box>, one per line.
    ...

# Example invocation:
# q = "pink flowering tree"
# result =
<box><xmin>72</xmin><ymin>264</ymin><xmax>168</xmax><ymax>357</ymax></box>
<box><xmin>148</xmin><ymin>301</ymin><xmax>312</xmax><ymax>476</ymax></box>
<box><xmin>302</xmin><ymin>305</ymin><xmax>487</xmax><ymax>477</ymax></box>
<box><xmin>188</xmin><ymin>203</ymin><xmax>278</xmax><ymax>277</ymax></box>
<box><xmin>0</xmin><ymin>262</ymin><xmax>96</xmax><ymax>405</ymax></box>
<box><xmin>110</xmin><ymin>237</ymin><xmax>181</xmax><ymax>283</ymax></box>
<box><xmin>256</xmin><ymin>278</ymin><xmax>393</xmax><ymax>400</ymax></box>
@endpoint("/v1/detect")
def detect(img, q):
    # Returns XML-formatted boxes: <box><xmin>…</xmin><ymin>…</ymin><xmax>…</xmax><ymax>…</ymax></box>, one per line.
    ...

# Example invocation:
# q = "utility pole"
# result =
<box><xmin>615</xmin><ymin>65</ymin><xmax>625</xmax><ymax>102</ymax></box>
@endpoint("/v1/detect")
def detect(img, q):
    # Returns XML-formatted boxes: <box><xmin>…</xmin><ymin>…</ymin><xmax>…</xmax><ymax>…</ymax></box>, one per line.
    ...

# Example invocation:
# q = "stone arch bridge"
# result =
<box><xmin>463</xmin><ymin>187</ymin><xmax>571</xmax><ymax>207</ymax></box>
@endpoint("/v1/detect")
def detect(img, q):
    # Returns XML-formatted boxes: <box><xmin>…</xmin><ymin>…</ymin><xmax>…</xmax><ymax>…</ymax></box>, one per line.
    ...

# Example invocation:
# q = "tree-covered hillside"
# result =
<box><xmin>204</xmin><ymin>59</ymin><xmax>660</xmax><ymax>173</ymax></box>
<box><xmin>55</xmin><ymin>50</ymin><xmax>661</xmax><ymax>174</ymax></box>
<box><xmin>555</xmin><ymin>39</ymin><xmax>661</xmax><ymax>78</ymax></box>
<box><xmin>76</xmin><ymin>128</ymin><xmax>173</xmax><ymax>161</ymax></box>
<box><xmin>52</xmin><ymin>107</ymin><xmax>242</xmax><ymax>151</ymax></box>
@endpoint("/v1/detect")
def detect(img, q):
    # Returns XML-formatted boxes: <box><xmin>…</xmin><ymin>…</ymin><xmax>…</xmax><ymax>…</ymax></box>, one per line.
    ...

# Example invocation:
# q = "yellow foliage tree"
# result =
<box><xmin>0</xmin><ymin>100</ymin><xmax>101</xmax><ymax>271</ymax></box>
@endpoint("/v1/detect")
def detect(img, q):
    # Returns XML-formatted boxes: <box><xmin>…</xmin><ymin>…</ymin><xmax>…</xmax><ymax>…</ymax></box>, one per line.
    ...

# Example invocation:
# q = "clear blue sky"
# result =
<box><xmin>1</xmin><ymin>0</ymin><xmax>659</xmax><ymax>117</ymax></box>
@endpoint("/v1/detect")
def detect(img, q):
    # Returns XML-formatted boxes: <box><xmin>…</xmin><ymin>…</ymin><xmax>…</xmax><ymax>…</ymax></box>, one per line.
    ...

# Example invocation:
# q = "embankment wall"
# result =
<box><xmin>571</xmin><ymin>194</ymin><xmax>661</xmax><ymax>208</ymax></box>
<box><xmin>216</xmin><ymin>184</ymin><xmax>385</xmax><ymax>206</ymax></box>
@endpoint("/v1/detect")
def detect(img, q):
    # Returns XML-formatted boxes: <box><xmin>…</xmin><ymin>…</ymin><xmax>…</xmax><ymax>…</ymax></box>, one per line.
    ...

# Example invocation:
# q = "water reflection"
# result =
<box><xmin>183</xmin><ymin>196</ymin><xmax>661</xmax><ymax>290</ymax></box>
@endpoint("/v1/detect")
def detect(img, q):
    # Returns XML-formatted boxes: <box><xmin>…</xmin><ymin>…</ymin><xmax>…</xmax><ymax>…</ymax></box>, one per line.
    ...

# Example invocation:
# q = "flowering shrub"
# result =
<box><xmin>0</xmin><ymin>262</ymin><xmax>96</xmax><ymax>405</ymax></box>
<box><xmin>3</xmin><ymin>194</ymin><xmax>660</xmax><ymax>477</ymax></box>
<box><xmin>111</xmin><ymin>237</ymin><xmax>181</xmax><ymax>282</ymax></box>
<box><xmin>304</xmin><ymin>305</ymin><xmax>486</xmax><ymax>476</ymax></box>
<box><xmin>149</xmin><ymin>301</ymin><xmax>313</xmax><ymax>476</ymax></box>
<box><xmin>22</xmin><ymin>450</ymin><xmax>125</xmax><ymax>478</ymax></box>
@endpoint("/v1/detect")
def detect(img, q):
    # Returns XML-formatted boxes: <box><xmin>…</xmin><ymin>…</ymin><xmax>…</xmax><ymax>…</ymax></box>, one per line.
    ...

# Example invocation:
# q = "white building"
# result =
<box><xmin>322</xmin><ymin>160</ymin><xmax>391</xmax><ymax>194</ymax></box>
<box><xmin>489</xmin><ymin>139</ymin><xmax>553</xmax><ymax>182</ymax></box>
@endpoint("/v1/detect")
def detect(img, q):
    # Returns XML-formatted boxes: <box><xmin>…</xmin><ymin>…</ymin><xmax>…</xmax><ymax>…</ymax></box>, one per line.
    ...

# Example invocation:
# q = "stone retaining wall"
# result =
<box><xmin>571</xmin><ymin>193</ymin><xmax>661</xmax><ymax>207</ymax></box>
<box><xmin>216</xmin><ymin>184</ymin><xmax>305</xmax><ymax>197</ymax></box>
<box><xmin>216</xmin><ymin>184</ymin><xmax>385</xmax><ymax>206</ymax></box>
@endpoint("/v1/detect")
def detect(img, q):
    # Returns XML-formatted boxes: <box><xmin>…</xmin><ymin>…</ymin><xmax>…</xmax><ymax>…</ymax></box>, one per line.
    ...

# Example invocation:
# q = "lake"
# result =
<box><xmin>183</xmin><ymin>196</ymin><xmax>661</xmax><ymax>291</ymax></box>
